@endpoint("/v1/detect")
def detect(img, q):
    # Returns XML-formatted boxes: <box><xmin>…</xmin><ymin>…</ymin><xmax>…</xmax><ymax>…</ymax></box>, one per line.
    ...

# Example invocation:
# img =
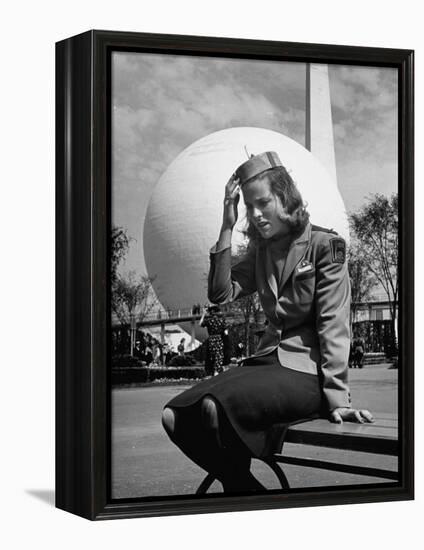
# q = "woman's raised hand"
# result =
<box><xmin>222</xmin><ymin>174</ymin><xmax>241</xmax><ymax>231</ymax></box>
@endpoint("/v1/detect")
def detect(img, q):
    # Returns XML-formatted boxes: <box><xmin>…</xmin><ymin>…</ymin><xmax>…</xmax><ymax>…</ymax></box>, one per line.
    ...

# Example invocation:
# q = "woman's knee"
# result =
<box><xmin>201</xmin><ymin>396</ymin><xmax>219</xmax><ymax>431</ymax></box>
<box><xmin>162</xmin><ymin>407</ymin><xmax>176</xmax><ymax>436</ymax></box>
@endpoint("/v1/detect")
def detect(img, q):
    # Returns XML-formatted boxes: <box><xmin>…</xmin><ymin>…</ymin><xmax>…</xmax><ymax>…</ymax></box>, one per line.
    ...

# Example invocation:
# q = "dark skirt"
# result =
<box><xmin>165</xmin><ymin>351</ymin><xmax>324</xmax><ymax>460</ymax></box>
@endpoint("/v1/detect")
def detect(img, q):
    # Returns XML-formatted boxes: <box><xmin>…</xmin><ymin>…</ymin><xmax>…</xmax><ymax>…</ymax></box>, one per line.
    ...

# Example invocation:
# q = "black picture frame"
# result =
<box><xmin>56</xmin><ymin>29</ymin><xmax>414</xmax><ymax>520</ymax></box>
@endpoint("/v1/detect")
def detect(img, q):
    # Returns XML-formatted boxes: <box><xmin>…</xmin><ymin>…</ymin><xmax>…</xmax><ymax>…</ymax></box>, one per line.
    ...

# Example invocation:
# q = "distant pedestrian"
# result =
<box><xmin>200</xmin><ymin>305</ymin><xmax>227</xmax><ymax>376</ymax></box>
<box><xmin>144</xmin><ymin>335</ymin><xmax>153</xmax><ymax>364</ymax></box>
<box><xmin>152</xmin><ymin>342</ymin><xmax>162</xmax><ymax>365</ymax></box>
<box><xmin>177</xmin><ymin>338</ymin><xmax>186</xmax><ymax>356</ymax></box>
<box><xmin>133</xmin><ymin>341</ymin><xmax>143</xmax><ymax>360</ymax></box>
<box><xmin>223</xmin><ymin>327</ymin><xmax>231</xmax><ymax>365</ymax></box>
<box><xmin>352</xmin><ymin>335</ymin><xmax>365</xmax><ymax>368</ymax></box>
<box><xmin>235</xmin><ymin>341</ymin><xmax>245</xmax><ymax>359</ymax></box>
<box><xmin>162</xmin><ymin>343</ymin><xmax>170</xmax><ymax>365</ymax></box>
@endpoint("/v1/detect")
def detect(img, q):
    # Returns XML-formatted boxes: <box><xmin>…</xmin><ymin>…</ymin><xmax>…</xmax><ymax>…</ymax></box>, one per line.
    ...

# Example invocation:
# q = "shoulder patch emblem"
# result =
<box><xmin>329</xmin><ymin>238</ymin><xmax>346</xmax><ymax>264</ymax></box>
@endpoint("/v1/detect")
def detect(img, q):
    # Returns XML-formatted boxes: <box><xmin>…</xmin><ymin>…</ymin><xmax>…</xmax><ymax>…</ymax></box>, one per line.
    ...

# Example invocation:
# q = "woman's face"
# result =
<box><xmin>242</xmin><ymin>175</ymin><xmax>288</xmax><ymax>239</ymax></box>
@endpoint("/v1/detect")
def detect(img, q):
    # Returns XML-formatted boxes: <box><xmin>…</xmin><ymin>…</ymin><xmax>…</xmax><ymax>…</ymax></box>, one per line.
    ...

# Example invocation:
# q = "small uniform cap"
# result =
<box><xmin>235</xmin><ymin>151</ymin><xmax>283</xmax><ymax>186</ymax></box>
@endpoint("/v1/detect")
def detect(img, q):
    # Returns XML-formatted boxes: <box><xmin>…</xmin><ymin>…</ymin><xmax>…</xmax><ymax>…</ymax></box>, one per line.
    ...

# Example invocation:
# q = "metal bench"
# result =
<box><xmin>196</xmin><ymin>413</ymin><xmax>398</xmax><ymax>494</ymax></box>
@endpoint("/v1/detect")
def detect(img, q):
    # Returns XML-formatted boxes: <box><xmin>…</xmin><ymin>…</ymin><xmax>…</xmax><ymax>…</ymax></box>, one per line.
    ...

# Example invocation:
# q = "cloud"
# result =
<box><xmin>111</xmin><ymin>53</ymin><xmax>398</xmax><ymax>273</ymax></box>
<box><xmin>111</xmin><ymin>52</ymin><xmax>307</xmax><ymax>244</ymax></box>
<box><xmin>328</xmin><ymin>65</ymin><xmax>397</xmax><ymax>210</ymax></box>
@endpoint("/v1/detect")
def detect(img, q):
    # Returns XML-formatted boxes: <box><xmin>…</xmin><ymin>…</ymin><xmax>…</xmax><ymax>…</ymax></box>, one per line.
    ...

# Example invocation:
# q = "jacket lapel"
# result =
<box><xmin>280</xmin><ymin>223</ymin><xmax>311</xmax><ymax>291</ymax></box>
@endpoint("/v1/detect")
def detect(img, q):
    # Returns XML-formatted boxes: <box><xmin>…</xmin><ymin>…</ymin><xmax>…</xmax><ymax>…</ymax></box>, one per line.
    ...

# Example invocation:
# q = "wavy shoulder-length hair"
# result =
<box><xmin>243</xmin><ymin>165</ymin><xmax>310</xmax><ymax>243</ymax></box>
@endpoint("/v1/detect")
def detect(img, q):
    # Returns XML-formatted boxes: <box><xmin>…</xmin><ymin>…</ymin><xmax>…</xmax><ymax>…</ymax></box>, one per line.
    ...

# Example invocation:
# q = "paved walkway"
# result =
<box><xmin>111</xmin><ymin>364</ymin><xmax>398</xmax><ymax>499</ymax></box>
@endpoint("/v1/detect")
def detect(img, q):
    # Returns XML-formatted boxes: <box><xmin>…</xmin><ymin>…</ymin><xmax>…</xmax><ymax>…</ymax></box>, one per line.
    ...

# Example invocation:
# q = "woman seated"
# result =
<box><xmin>162</xmin><ymin>151</ymin><xmax>373</xmax><ymax>493</ymax></box>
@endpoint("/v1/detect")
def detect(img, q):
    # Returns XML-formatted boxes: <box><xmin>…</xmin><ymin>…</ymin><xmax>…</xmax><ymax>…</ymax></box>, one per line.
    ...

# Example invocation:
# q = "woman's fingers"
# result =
<box><xmin>330</xmin><ymin>410</ymin><xmax>343</xmax><ymax>424</ymax></box>
<box><xmin>225</xmin><ymin>186</ymin><xmax>240</xmax><ymax>202</ymax></box>
<box><xmin>359</xmin><ymin>409</ymin><xmax>375</xmax><ymax>423</ymax></box>
<box><xmin>222</xmin><ymin>173</ymin><xmax>241</xmax><ymax>230</ymax></box>
<box><xmin>224</xmin><ymin>179</ymin><xmax>240</xmax><ymax>212</ymax></box>
<box><xmin>330</xmin><ymin>408</ymin><xmax>375</xmax><ymax>424</ymax></box>
<box><xmin>225</xmin><ymin>175</ymin><xmax>240</xmax><ymax>197</ymax></box>
<box><xmin>353</xmin><ymin>410</ymin><xmax>364</xmax><ymax>423</ymax></box>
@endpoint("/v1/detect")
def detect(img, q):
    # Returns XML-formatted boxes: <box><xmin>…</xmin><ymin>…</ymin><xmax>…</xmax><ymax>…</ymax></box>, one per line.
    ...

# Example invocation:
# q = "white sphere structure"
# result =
<box><xmin>143</xmin><ymin>127</ymin><xmax>349</xmax><ymax>316</ymax></box>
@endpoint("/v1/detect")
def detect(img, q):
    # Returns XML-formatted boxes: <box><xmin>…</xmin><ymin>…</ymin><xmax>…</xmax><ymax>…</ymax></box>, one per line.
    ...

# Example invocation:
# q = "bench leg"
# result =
<box><xmin>196</xmin><ymin>461</ymin><xmax>291</xmax><ymax>494</ymax></box>
<box><xmin>264</xmin><ymin>459</ymin><xmax>291</xmax><ymax>490</ymax></box>
<box><xmin>196</xmin><ymin>473</ymin><xmax>216</xmax><ymax>494</ymax></box>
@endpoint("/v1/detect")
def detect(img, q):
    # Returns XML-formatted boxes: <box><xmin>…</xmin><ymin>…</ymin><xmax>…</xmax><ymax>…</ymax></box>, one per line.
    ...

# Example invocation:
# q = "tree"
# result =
<box><xmin>112</xmin><ymin>271</ymin><xmax>159</xmax><ymax>326</ymax></box>
<box><xmin>110</xmin><ymin>226</ymin><xmax>159</xmax><ymax>354</ymax></box>
<box><xmin>349</xmin><ymin>194</ymin><xmax>398</xmax><ymax>342</ymax></box>
<box><xmin>111</xmin><ymin>226</ymin><xmax>130</xmax><ymax>287</ymax></box>
<box><xmin>348</xmin><ymin>240</ymin><xmax>377</xmax><ymax>323</ymax></box>
<box><xmin>230</xmin><ymin>243</ymin><xmax>263</xmax><ymax>355</ymax></box>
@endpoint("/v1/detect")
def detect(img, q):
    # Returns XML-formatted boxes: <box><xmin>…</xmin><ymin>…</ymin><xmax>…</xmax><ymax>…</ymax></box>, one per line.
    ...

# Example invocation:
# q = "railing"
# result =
<box><xmin>111</xmin><ymin>303</ymin><xmax>264</xmax><ymax>329</ymax></box>
<box><xmin>141</xmin><ymin>303</ymin><xmax>236</xmax><ymax>323</ymax></box>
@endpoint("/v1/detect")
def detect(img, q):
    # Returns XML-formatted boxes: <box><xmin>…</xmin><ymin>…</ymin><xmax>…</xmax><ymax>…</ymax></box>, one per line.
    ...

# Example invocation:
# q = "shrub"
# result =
<box><xmin>112</xmin><ymin>354</ymin><xmax>144</xmax><ymax>369</ymax></box>
<box><xmin>168</xmin><ymin>354</ymin><xmax>197</xmax><ymax>367</ymax></box>
<box><xmin>148</xmin><ymin>366</ymin><xmax>205</xmax><ymax>380</ymax></box>
<box><xmin>111</xmin><ymin>363</ymin><xmax>206</xmax><ymax>385</ymax></box>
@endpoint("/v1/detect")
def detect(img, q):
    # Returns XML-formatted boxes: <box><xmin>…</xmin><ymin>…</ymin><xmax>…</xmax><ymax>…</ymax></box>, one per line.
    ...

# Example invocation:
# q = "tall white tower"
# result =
<box><xmin>305</xmin><ymin>64</ymin><xmax>338</xmax><ymax>186</ymax></box>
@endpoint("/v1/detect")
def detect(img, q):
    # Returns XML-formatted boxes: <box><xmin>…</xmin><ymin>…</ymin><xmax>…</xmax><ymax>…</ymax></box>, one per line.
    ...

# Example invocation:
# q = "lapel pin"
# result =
<box><xmin>297</xmin><ymin>260</ymin><xmax>313</xmax><ymax>274</ymax></box>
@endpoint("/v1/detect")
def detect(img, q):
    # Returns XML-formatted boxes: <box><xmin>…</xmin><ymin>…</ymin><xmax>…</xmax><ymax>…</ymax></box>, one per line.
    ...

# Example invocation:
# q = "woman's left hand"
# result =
<box><xmin>330</xmin><ymin>408</ymin><xmax>374</xmax><ymax>424</ymax></box>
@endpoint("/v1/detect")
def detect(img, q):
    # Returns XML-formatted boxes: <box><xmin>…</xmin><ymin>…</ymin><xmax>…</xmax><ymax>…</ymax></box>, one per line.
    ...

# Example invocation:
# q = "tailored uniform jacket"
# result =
<box><xmin>208</xmin><ymin>222</ymin><xmax>352</xmax><ymax>412</ymax></box>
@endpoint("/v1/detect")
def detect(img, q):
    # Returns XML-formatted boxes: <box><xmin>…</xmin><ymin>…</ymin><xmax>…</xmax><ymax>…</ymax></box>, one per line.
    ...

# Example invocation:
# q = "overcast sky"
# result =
<box><xmin>112</xmin><ymin>52</ymin><xmax>397</xmax><ymax>276</ymax></box>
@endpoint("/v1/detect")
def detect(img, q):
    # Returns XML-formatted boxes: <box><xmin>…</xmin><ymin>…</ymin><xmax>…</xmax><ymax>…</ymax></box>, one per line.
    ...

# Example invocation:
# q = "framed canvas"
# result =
<box><xmin>56</xmin><ymin>30</ymin><xmax>414</xmax><ymax>520</ymax></box>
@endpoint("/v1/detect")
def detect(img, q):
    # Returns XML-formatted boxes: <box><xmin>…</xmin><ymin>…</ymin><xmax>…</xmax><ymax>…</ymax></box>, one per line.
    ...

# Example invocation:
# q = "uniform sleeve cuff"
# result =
<box><xmin>326</xmin><ymin>391</ymin><xmax>351</xmax><ymax>412</ymax></box>
<box><xmin>210</xmin><ymin>243</ymin><xmax>231</xmax><ymax>254</ymax></box>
